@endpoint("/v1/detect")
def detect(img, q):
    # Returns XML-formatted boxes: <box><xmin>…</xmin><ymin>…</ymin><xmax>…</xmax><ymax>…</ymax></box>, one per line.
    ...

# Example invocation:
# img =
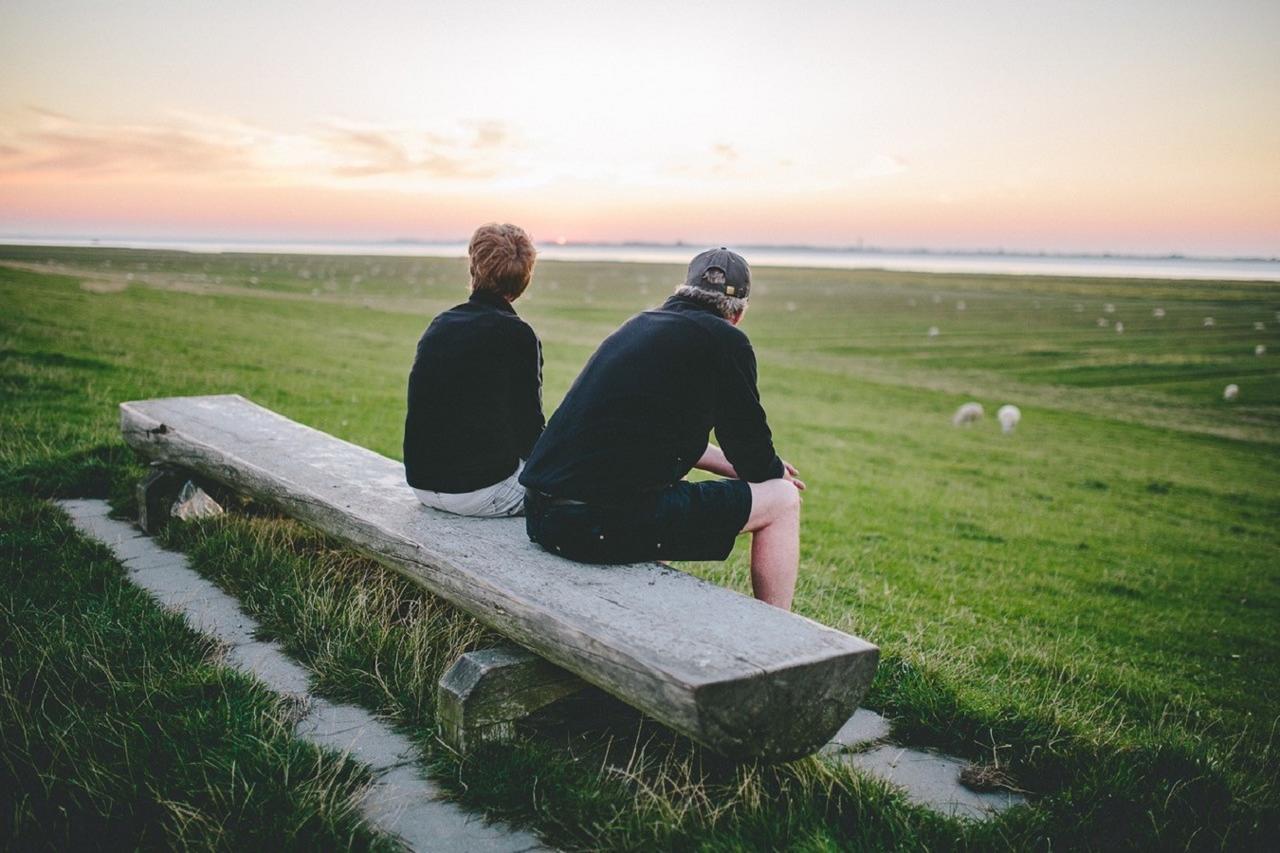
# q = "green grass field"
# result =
<box><xmin>2</xmin><ymin>244</ymin><xmax>1278</xmax><ymax>850</ymax></box>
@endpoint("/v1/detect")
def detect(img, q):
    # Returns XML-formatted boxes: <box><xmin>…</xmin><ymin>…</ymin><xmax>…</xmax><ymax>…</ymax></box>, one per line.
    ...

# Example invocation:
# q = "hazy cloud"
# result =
<box><xmin>321</xmin><ymin>122</ymin><xmax>505</xmax><ymax>179</ymax></box>
<box><xmin>0</xmin><ymin>110</ymin><xmax>254</xmax><ymax>178</ymax></box>
<box><xmin>466</xmin><ymin>119</ymin><xmax>509</xmax><ymax>149</ymax></box>
<box><xmin>852</xmin><ymin>153</ymin><xmax>907</xmax><ymax>180</ymax></box>
<box><xmin>0</xmin><ymin>107</ymin><xmax>518</xmax><ymax>185</ymax></box>
<box><xmin>712</xmin><ymin>143</ymin><xmax>738</xmax><ymax>161</ymax></box>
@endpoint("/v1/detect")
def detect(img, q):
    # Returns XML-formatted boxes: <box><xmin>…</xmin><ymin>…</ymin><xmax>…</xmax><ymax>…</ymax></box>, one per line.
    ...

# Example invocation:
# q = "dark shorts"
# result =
<box><xmin>525</xmin><ymin>479</ymin><xmax>753</xmax><ymax>564</ymax></box>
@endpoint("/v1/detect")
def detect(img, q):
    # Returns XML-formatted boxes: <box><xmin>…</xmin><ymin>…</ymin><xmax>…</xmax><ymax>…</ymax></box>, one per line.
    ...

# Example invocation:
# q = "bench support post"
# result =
<box><xmin>437</xmin><ymin>645</ymin><xmax>586</xmax><ymax>753</ymax></box>
<box><xmin>136</xmin><ymin>462</ymin><xmax>186</xmax><ymax>534</ymax></box>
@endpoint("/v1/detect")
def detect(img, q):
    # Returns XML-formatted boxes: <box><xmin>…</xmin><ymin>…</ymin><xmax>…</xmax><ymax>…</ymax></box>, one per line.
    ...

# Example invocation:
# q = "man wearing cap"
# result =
<box><xmin>519</xmin><ymin>248</ymin><xmax>805</xmax><ymax>610</ymax></box>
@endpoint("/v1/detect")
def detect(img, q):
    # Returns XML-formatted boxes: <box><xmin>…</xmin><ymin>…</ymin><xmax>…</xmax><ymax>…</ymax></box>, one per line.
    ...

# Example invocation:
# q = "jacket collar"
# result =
<box><xmin>662</xmin><ymin>293</ymin><xmax>721</xmax><ymax>318</ymax></box>
<box><xmin>469</xmin><ymin>288</ymin><xmax>517</xmax><ymax>314</ymax></box>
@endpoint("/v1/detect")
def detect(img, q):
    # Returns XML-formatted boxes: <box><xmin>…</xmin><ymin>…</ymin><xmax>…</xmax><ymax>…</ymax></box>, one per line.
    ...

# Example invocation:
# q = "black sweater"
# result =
<box><xmin>520</xmin><ymin>295</ymin><xmax>783</xmax><ymax>501</ymax></box>
<box><xmin>403</xmin><ymin>290</ymin><xmax>544</xmax><ymax>492</ymax></box>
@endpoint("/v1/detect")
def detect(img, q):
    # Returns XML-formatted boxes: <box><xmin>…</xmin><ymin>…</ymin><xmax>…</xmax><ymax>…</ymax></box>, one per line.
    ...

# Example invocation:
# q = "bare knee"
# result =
<box><xmin>745</xmin><ymin>479</ymin><xmax>801</xmax><ymax>531</ymax></box>
<box><xmin>778</xmin><ymin>480</ymin><xmax>801</xmax><ymax>514</ymax></box>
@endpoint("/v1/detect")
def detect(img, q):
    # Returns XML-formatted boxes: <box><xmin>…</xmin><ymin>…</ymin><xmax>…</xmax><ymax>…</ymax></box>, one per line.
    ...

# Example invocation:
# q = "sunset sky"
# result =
<box><xmin>1</xmin><ymin>0</ymin><xmax>1277</xmax><ymax>255</ymax></box>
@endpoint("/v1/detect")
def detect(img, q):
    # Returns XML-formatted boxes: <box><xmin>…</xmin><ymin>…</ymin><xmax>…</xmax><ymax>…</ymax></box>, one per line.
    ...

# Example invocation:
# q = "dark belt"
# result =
<box><xmin>525</xmin><ymin>489</ymin><xmax>588</xmax><ymax>508</ymax></box>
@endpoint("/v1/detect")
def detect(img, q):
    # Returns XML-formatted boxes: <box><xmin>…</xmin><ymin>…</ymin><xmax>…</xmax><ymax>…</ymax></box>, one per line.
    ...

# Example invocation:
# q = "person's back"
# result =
<box><xmin>404</xmin><ymin>223</ymin><xmax>543</xmax><ymax>517</ymax></box>
<box><xmin>520</xmin><ymin>295</ymin><xmax>779</xmax><ymax>501</ymax></box>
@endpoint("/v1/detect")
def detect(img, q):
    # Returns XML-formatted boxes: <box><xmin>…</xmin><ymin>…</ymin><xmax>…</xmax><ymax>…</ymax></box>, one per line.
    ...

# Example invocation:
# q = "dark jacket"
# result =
<box><xmin>520</xmin><ymin>294</ymin><xmax>783</xmax><ymax>501</ymax></box>
<box><xmin>403</xmin><ymin>289</ymin><xmax>544</xmax><ymax>492</ymax></box>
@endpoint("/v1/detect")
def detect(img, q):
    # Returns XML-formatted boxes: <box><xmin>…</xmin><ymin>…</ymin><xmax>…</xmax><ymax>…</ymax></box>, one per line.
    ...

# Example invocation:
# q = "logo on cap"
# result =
<box><xmin>685</xmin><ymin>247</ymin><xmax>750</xmax><ymax>299</ymax></box>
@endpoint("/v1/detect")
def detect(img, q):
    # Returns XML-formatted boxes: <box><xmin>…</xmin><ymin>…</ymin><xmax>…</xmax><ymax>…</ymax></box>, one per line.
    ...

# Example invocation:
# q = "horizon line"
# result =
<box><xmin>2</xmin><ymin>233</ymin><xmax>1278</xmax><ymax>265</ymax></box>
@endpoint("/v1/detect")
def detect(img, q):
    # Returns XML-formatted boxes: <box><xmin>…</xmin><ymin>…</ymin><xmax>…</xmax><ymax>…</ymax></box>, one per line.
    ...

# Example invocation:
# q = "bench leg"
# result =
<box><xmin>136</xmin><ymin>462</ymin><xmax>186</xmax><ymax>534</ymax></box>
<box><xmin>437</xmin><ymin>644</ymin><xmax>586</xmax><ymax>754</ymax></box>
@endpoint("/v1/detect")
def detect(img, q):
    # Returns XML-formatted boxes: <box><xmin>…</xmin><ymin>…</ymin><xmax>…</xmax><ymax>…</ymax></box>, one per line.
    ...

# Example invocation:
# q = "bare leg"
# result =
<box><xmin>743</xmin><ymin>480</ymin><xmax>801</xmax><ymax>610</ymax></box>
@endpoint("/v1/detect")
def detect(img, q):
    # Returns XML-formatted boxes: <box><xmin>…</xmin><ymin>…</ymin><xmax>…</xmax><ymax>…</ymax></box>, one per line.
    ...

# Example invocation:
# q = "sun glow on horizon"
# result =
<box><xmin>1</xmin><ymin>0</ymin><xmax>1278</xmax><ymax>255</ymax></box>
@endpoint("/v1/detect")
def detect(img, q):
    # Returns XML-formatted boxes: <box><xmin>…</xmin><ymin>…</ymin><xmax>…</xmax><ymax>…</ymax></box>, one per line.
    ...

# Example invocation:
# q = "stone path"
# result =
<box><xmin>59</xmin><ymin>499</ymin><xmax>545</xmax><ymax>853</ymax></box>
<box><xmin>58</xmin><ymin>498</ymin><xmax>1025</xmax><ymax>833</ymax></box>
<box><xmin>820</xmin><ymin>712</ymin><xmax>1026</xmax><ymax>820</ymax></box>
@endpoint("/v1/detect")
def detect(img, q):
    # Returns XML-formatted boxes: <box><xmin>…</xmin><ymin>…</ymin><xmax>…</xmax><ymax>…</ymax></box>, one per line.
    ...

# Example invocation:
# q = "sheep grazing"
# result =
<box><xmin>956</xmin><ymin>300</ymin><xmax>967</xmax><ymax>311</ymax></box>
<box><xmin>997</xmin><ymin>404</ymin><xmax>1022</xmax><ymax>434</ymax></box>
<box><xmin>1203</xmin><ymin>317</ymin><xmax>1215</xmax><ymax>327</ymax></box>
<box><xmin>1224</xmin><ymin>384</ymin><xmax>1239</xmax><ymax>401</ymax></box>
<box><xmin>1115</xmin><ymin>321</ymin><xmax>1125</xmax><ymax>334</ymax></box>
<box><xmin>952</xmin><ymin>402</ymin><xmax>984</xmax><ymax>426</ymax></box>
<box><xmin>1097</xmin><ymin>317</ymin><xmax>1109</xmax><ymax>327</ymax></box>
<box><xmin>1255</xmin><ymin>322</ymin><xmax>1266</xmax><ymax>331</ymax></box>
<box><xmin>1104</xmin><ymin>303</ymin><xmax>1116</xmax><ymax>313</ymax></box>
<box><xmin>1153</xmin><ymin>307</ymin><xmax>1166</xmax><ymax>318</ymax></box>
<box><xmin>1257</xmin><ymin>344</ymin><xmax>1268</xmax><ymax>357</ymax></box>
<box><xmin>928</xmin><ymin>326</ymin><xmax>940</xmax><ymax>338</ymax></box>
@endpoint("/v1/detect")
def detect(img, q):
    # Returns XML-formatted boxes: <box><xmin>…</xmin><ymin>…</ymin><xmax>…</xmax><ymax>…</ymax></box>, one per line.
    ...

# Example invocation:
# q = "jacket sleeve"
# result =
<box><xmin>713</xmin><ymin>337</ymin><xmax>784</xmax><ymax>482</ymax></box>
<box><xmin>511</xmin><ymin>324</ymin><xmax>545</xmax><ymax>459</ymax></box>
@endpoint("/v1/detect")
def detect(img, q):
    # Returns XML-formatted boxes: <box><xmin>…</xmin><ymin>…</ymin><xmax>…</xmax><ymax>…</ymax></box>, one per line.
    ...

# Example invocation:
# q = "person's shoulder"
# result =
<box><xmin>428</xmin><ymin>299</ymin><xmax>472</xmax><ymax>323</ymax></box>
<box><xmin>700</xmin><ymin>312</ymin><xmax>752</xmax><ymax>351</ymax></box>
<box><xmin>500</xmin><ymin>307</ymin><xmax>538</xmax><ymax>337</ymax></box>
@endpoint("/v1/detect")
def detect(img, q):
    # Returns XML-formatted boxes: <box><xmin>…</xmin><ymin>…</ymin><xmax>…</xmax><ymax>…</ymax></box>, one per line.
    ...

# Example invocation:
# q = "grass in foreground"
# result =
<box><xmin>0</xmin><ymin>494</ymin><xmax>395</xmax><ymax>851</ymax></box>
<box><xmin>2</xmin><ymin>247</ymin><xmax>1279</xmax><ymax>849</ymax></box>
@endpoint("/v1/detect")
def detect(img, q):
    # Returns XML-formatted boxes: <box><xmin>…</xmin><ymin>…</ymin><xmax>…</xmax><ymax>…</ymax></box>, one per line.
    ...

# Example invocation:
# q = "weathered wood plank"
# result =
<box><xmin>120</xmin><ymin>394</ymin><xmax>879</xmax><ymax>760</ymax></box>
<box><xmin>437</xmin><ymin>645</ymin><xmax>587</xmax><ymax>753</ymax></box>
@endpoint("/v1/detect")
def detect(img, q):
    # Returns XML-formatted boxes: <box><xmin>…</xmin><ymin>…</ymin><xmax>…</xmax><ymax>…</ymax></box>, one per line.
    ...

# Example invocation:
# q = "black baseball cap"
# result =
<box><xmin>684</xmin><ymin>247</ymin><xmax>750</xmax><ymax>299</ymax></box>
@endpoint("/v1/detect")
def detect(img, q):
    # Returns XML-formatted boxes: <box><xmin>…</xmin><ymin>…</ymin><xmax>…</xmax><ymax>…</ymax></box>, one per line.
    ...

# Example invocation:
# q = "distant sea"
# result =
<box><xmin>6</xmin><ymin>237</ymin><xmax>1280</xmax><ymax>282</ymax></box>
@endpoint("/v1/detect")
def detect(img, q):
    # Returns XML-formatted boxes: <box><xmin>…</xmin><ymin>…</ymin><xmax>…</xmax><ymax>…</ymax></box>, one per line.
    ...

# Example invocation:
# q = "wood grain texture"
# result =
<box><xmin>120</xmin><ymin>395</ymin><xmax>879</xmax><ymax>760</ymax></box>
<box><xmin>438</xmin><ymin>645</ymin><xmax>586</xmax><ymax>753</ymax></box>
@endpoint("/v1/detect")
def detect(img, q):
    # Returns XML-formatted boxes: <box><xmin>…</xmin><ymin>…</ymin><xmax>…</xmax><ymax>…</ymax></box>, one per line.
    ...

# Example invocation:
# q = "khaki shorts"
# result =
<box><xmin>413</xmin><ymin>462</ymin><xmax>525</xmax><ymax>518</ymax></box>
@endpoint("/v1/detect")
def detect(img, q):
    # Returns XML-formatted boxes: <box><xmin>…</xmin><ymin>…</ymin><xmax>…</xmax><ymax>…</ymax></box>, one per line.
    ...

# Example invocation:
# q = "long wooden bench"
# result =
<box><xmin>121</xmin><ymin>395</ymin><xmax>879</xmax><ymax>761</ymax></box>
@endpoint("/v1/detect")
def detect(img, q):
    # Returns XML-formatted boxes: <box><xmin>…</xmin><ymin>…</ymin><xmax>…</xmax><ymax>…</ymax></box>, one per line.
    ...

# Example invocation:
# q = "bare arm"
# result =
<box><xmin>696</xmin><ymin>443</ymin><xmax>805</xmax><ymax>490</ymax></box>
<box><xmin>695</xmin><ymin>443</ymin><xmax>738</xmax><ymax>478</ymax></box>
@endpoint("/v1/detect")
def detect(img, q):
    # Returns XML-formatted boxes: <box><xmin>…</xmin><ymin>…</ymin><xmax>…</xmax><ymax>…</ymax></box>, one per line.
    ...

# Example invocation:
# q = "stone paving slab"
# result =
<box><xmin>837</xmin><ymin>744</ymin><xmax>1025</xmax><ymax>820</ymax></box>
<box><xmin>297</xmin><ymin>699</ymin><xmax>421</xmax><ymax>771</ymax></box>
<box><xmin>59</xmin><ymin>498</ymin><xmax>111</xmax><ymax>519</ymax></box>
<box><xmin>127</xmin><ymin>566</ymin><xmax>259</xmax><ymax>642</ymax></box>
<box><xmin>69</xmin><ymin>511</ymin><xmax>147</xmax><ymax>548</ymax></box>
<box><xmin>367</xmin><ymin>764</ymin><xmax>543</xmax><ymax>853</ymax></box>
<box><xmin>222</xmin><ymin>640</ymin><xmax>316</xmax><ymax>697</ymax></box>
<box><xmin>818</xmin><ymin>704</ymin><xmax>1028</xmax><ymax>820</ymax></box>
<box><xmin>58</xmin><ymin>499</ymin><xmax>548</xmax><ymax>852</ymax></box>
<box><xmin>122</xmin><ymin>548</ymin><xmax>192</xmax><ymax>572</ymax></box>
<box><xmin>821</xmin><ymin>708</ymin><xmax>892</xmax><ymax>753</ymax></box>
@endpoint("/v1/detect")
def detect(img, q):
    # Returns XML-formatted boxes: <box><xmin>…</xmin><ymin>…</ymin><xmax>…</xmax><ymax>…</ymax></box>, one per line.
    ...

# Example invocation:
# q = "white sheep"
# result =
<box><xmin>952</xmin><ymin>402</ymin><xmax>984</xmax><ymax>426</ymax></box>
<box><xmin>1097</xmin><ymin>317</ymin><xmax>1109</xmax><ymax>327</ymax></box>
<box><xmin>928</xmin><ymin>326</ymin><xmax>940</xmax><ymax>338</ymax></box>
<box><xmin>1153</xmin><ymin>307</ymin><xmax>1166</xmax><ymax>318</ymax></box>
<box><xmin>1204</xmin><ymin>317</ymin><xmax>1215</xmax><ymax>327</ymax></box>
<box><xmin>956</xmin><ymin>300</ymin><xmax>967</xmax><ymax>311</ymax></box>
<box><xmin>1115</xmin><ymin>321</ymin><xmax>1125</xmax><ymax>334</ymax></box>
<box><xmin>1255</xmin><ymin>322</ymin><xmax>1266</xmax><ymax>331</ymax></box>
<box><xmin>997</xmin><ymin>404</ymin><xmax>1022</xmax><ymax>434</ymax></box>
<box><xmin>1257</xmin><ymin>344</ymin><xmax>1267</xmax><ymax>357</ymax></box>
<box><xmin>1224</xmin><ymin>384</ymin><xmax>1239</xmax><ymax>401</ymax></box>
<box><xmin>1104</xmin><ymin>303</ymin><xmax>1115</xmax><ymax>313</ymax></box>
